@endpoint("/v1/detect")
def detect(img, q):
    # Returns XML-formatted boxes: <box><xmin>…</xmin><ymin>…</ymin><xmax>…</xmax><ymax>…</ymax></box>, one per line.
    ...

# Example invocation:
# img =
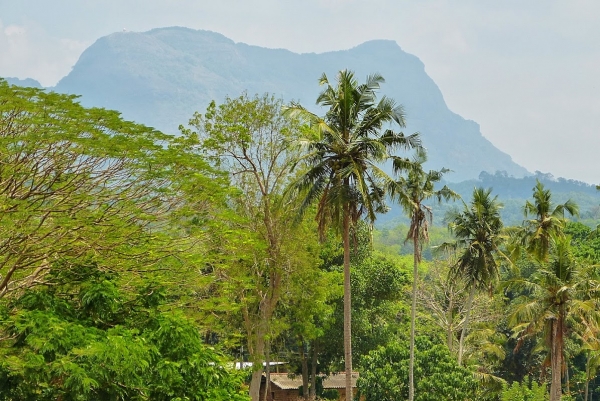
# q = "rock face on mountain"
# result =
<box><xmin>54</xmin><ymin>26</ymin><xmax>528</xmax><ymax>181</ymax></box>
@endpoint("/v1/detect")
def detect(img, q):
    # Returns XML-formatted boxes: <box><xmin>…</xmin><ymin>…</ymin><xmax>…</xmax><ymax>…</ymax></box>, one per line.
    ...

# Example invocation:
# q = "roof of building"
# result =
<box><xmin>268</xmin><ymin>372</ymin><xmax>359</xmax><ymax>390</ymax></box>
<box><xmin>232</xmin><ymin>361</ymin><xmax>286</xmax><ymax>370</ymax></box>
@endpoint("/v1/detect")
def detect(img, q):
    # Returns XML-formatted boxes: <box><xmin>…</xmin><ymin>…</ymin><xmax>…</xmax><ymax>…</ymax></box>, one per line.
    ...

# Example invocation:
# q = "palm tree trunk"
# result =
<box><xmin>583</xmin><ymin>351</ymin><xmax>590</xmax><ymax>401</ymax></box>
<box><xmin>586</xmin><ymin>380</ymin><xmax>590</xmax><ymax>401</ymax></box>
<box><xmin>585</xmin><ymin>352</ymin><xmax>590</xmax><ymax>401</ymax></box>
<box><xmin>408</xmin><ymin>235</ymin><xmax>419</xmax><ymax>401</ymax></box>
<box><xmin>550</xmin><ymin>318</ymin><xmax>563</xmax><ymax>401</ymax></box>
<box><xmin>458</xmin><ymin>284</ymin><xmax>475</xmax><ymax>366</ymax></box>
<box><xmin>343</xmin><ymin>206</ymin><xmax>353</xmax><ymax>401</ymax></box>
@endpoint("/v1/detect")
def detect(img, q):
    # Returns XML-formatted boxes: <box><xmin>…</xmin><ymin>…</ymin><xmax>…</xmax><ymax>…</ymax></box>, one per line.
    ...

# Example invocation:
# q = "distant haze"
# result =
<box><xmin>2</xmin><ymin>1</ymin><xmax>599</xmax><ymax>184</ymax></box>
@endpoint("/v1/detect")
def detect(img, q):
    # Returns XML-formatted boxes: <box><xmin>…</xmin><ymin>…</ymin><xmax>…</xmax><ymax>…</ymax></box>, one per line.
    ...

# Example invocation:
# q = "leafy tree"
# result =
<box><xmin>500</xmin><ymin>380</ymin><xmax>548</xmax><ymax>401</ymax></box>
<box><xmin>284</xmin><ymin>70</ymin><xmax>420</xmax><ymax>401</ymax></box>
<box><xmin>357</xmin><ymin>336</ymin><xmax>478</xmax><ymax>401</ymax></box>
<box><xmin>185</xmin><ymin>93</ymin><xmax>319</xmax><ymax>401</ymax></box>
<box><xmin>388</xmin><ymin>152</ymin><xmax>457</xmax><ymax>400</ymax></box>
<box><xmin>443</xmin><ymin>187</ymin><xmax>505</xmax><ymax>366</ymax></box>
<box><xmin>350</xmin><ymin>252</ymin><xmax>409</xmax><ymax>358</ymax></box>
<box><xmin>0</xmin><ymin>80</ymin><xmax>217</xmax><ymax>299</ymax></box>
<box><xmin>0</xmin><ymin>263</ymin><xmax>249</xmax><ymax>401</ymax></box>
<box><xmin>279</xmin><ymin>236</ymin><xmax>342</xmax><ymax>400</ymax></box>
<box><xmin>508</xmin><ymin>237</ymin><xmax>599</xmax><ymax>401</ymax></box>
<box><xmin>565</xmin><ymin>222</ymin><xmax>600</xmax><ymax>263</ymax></box>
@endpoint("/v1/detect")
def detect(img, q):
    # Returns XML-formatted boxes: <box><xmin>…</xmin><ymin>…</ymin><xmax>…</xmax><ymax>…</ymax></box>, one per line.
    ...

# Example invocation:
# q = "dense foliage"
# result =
<box><xmin>358</xmin><ymin>336</ymin><xmax>478</xmax><ymax>401</ymax></box>
<box><xmin>0</xmin><ymin>265</ymin><xmax>248</xmax><ymax>401</ymax></box>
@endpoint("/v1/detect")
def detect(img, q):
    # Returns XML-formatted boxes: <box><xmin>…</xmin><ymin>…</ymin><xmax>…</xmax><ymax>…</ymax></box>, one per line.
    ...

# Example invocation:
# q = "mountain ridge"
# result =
<box><xmin>17</xmin><ymin>27</ymin><xmax>529</xmax><ymax>181</ymax></box>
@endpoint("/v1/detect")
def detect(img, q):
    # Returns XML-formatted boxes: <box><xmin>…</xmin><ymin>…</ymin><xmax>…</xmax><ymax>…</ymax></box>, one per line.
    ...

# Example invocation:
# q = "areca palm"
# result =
<box><xmin>508</xmin><ymin>237</ymin><xmax>598</xmax><ymax>401</ymax></box>
<box><xmin>518</xmin><ymin>180</ymin><xmax>579</xmax><ymax>262</ymax></box>
<box><xmin>443</xmin><ymin>187</ymin><xmax>504</xmax><ymax>366</ymax></box>
<box><xmin>389</xmin><ymin>152</ymin><xmax>457</xmax><ymax>401</ymax></box>
<box><xmin>285</xmin><ymin>70</ymin><xmax>420</xmax><ymax>401</ymax></box>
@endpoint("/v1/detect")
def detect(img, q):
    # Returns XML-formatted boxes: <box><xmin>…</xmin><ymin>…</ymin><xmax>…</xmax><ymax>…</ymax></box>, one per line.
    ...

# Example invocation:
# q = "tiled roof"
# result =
<box><xmin>269</xmin><ymin>372</ymin><xmax>359</xmax><ymax>390</ymax></box>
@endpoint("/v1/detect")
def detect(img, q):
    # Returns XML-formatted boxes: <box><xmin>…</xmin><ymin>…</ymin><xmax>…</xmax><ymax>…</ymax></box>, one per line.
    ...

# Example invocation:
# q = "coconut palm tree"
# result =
<box><xmin>443</xmin><ymin>187</ymin><xmax>504</xmax><ymax>366</ymax></box>
<box><xmin>508</xmin><ymin>237</ymin><xmax>598</xmax><ymax>401</ymax></box>
<box><xmin>388</xmin><ymin>151</ymin><xmax>457</xmax><ymax>401</ymax></box>
<box><xmin>284</xmin><ymin>70</ymin><xmax>420</xmax><ymax>401</ymax></box>
<box><xmin>517</xmin><ymin>180</ymin><xmax>579</xmax><ymax>262</ymax></box>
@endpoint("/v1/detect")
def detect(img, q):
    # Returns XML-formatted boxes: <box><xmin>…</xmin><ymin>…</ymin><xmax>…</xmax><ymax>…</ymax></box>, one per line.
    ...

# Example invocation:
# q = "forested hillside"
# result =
<box><xmin>380</xmin><ymin>170</ymin><xmax>600</xmax><ymax>228</ymax></box>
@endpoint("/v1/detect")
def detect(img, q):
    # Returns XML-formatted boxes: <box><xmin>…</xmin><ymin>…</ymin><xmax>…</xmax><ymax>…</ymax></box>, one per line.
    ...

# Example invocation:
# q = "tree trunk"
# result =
<box><xmin>310</xmin><ymin>340</ymin><xmax>318</xmax><ymax>400</ymax></box>
<box><xmin>408</xmin><ymin>235</ymin><xmax>419</xmax><ymax>401</ymax></box>
<box><xmin>262</xmin><ymin>339</ymin><xmax>271</xmax><ymax>401</ymax></box>
<box><xmin>458</xmin><ymin>284</ymin><xmax>475</xmax><ymax>366</ymax></box>
<box><xmin>566</xmin><ymin>360</ymin><xmax>570</xmax><ymax>396</ymax></box>
<box><xmin>447</xmin><ymin>293</ymin><xmax>454</xmax><ymax>352</ymax></box>
<box><xmin>250</xmin><ymin>369</ymin><xmax>263</xmax><ymax>401</ymax></box>
<box><xmin>249</xmin><ymin>322</ymin><xmax>267</xmax><ymax>401</ymax></box>
<box><xmin>585</xmin><ymin>352</ymin><xmax>590</xmax><ymax>401</ymax></box>
<box><xmin>586</xmin><ymin>380</ymin><xmax>590</xmax><ymax>401</ymax></box>
<box><xmin>550</xmin><ymin>318</ymin><xmax>563</xmax><ymax>401</ymax></box>
<box><xmin>301</xmin><ymin>340</ymin><xmax>309</xmax><ymax>400</ymax></box>
<box><xmin>343</xmin><ymin>206</ymin><xmax>353</xmax><ymax>401</ymax></box>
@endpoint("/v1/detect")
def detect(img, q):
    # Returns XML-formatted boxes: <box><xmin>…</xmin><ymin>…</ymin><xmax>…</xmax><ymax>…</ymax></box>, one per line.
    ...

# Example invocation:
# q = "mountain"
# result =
<box><xmin>4</xmin><ymin>77</ymin><xmax>42</xmax><ymax>88</ymax></box>
<box><xmin>52</xmin><ymin>27</ymin><xmax>528</xmax><ymax>182</ymax></box>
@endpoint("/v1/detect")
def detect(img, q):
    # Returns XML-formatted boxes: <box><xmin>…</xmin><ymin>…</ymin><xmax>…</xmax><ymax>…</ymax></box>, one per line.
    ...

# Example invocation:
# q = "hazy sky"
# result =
<box><xmin>2</xmin><ymin>0</ymin><xmax>599</xmax><ymax>184</ymax></box>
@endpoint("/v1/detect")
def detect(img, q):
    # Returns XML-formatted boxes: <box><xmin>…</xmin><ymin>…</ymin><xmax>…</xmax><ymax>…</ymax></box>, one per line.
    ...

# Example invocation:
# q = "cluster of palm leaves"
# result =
<box><xmin>445</xmin><ymin>181</ymin><xmax>600</xmax><ymax>401</ymax></box>
<box><xmin>504</xmin><ymin>185</ymin><xmax>600</xmax><ymax>401</ymax></box>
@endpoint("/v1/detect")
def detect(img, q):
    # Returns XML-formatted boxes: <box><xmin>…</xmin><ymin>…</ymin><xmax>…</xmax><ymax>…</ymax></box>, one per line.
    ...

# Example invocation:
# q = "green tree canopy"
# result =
<box><xmin>184</xmin><ymin>93</ymin><xmax>320</xmax><ymax>401</ymax></box>
<box><xmin>0</xmin><ymin>79</ymin><xmax>217</xmax><ymax>299</ymax></box>
<box><xmin>358</xmin><ymin>336</ymin><xmax>478</xmax><ymax>401</ymax></box>
<box><xmin>0</xmin><ymin>263</ymin><xmax>249</xmax><ymax>401</ymax></box>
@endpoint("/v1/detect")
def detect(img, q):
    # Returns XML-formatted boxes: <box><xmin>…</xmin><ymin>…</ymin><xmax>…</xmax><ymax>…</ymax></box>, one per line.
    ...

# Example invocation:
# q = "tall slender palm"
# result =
<box><xmin>443</xmin><ymin>187</ymin><xmax>504</xmax><ymax>366</ymax></box>
<box><xmin>285</xmin><ymin>70</ymin><xmax>420</xmax><ymax>401</ymax></box>
<box><xmin>577</xmin><ymin>309</ymin><xmax>600</xmax><ymax>401</ymax></box>
<box><xmin>518</xmin><ymin>180</ymin><xmax>579</xmax><ymax>262</ymax></box>
<box><xmin>389</xmin><ymin>152</ymin><xmax>457</xmax><ymax>401</ymax></box>
<box><xmin>508</xmin><ymin>237</ymin><xmax>597</xmax><ymax>401</ymax></box>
